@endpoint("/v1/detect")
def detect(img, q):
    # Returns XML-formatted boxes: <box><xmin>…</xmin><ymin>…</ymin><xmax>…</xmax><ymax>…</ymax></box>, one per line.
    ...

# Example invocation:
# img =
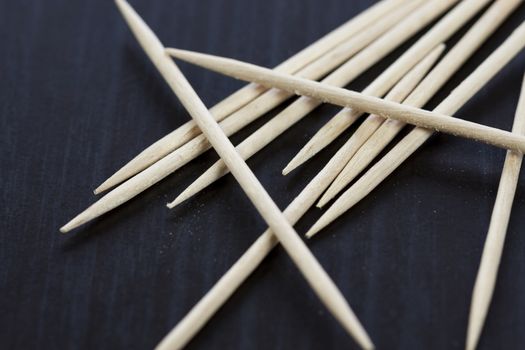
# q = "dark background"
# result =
<box><xmin>1</xmin><ymin>0</ymin><xmax>525</xmax><ymax>349</ymax></box>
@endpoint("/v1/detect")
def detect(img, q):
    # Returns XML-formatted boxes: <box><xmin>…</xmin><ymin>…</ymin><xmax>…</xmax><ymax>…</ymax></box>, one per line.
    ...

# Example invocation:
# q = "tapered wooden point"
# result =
<box><xmin>282</xmin><ymin>163</ymin><xmax>295</xmax><ymax>176</ymax></box>
<box><xmin>283</xmin><ymin>151</ymin><xmax>310</xmax><ymax>175</ymax></box>
<box><xmin>168</xmin><ymin>191</ymin><xmax>189</xmax><ymax>208</ymax></box>
<box><xmin>60</xmin><ymin>214</ymin><xmax>86</xmax><ymax>233</ymax></box>
<box><xmin>317</xmin><ymin>195</ymin><xmax>331</xmax><ymax>209</ymax></box>
<box><xmin>307</xmin><ymin>194</ymin><xmax>357</xmax><ymax>238</ymax></box>
<box><xmin>166</xmin><ymin>200</ymin><xmax>177</xmax><ymax>209</ymax></box>
<box><xmin>94</xmin><ymin>167</ymin><xmax>133</xmax><ymax>194</ymax></box>
<box><xmin>59</xmin><ymin>224</ymin><xmax>72</xmax><ymax>234</ymax></box>
<box><xmin>305</xmin><ymin>217</ymin><xmax>330</xmax><ymax>239</ymax></box>
<box><xmin>94</xmin><ymin>181</ymin><xmax>111</xmax><ymax>194</ymax></box>
<box><xmin>166</xmin><ymin>48</ymin><xmax>207</xmax><ymax>67</ymax></box>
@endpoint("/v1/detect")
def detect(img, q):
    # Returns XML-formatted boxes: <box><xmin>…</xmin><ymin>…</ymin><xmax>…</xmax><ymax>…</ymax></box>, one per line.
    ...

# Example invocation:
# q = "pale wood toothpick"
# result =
<box><xmin>113</xmin><ymin>1</ymin><xmax>373</xmax><ymax>348</ymax></box>
<box><xmin>282</xmin><ymin>0</ymin><xmax>491</xmax><ymax>175</ymax></box>
<box><xmin>166</xmin><ymin>42</ymin><xmax>525</xmax><ymax>156</ymax></box>
<box><xmin>60</xmin><ymin>0</ymin><xmax>439</xmax><ymax>232</ymax></box>
<box><xmin>94</xmin><ymin>0</ymin><xmax>411</xmax><ymax>194</ymax></box>
<box><xmin>165</xmin><ymin>0</ymin><xmax>460</xmax><ymax>208</ymax></box>
<box><xmin>466</xmin><ymin>73</ymin><xmax>525</xmax><ymax>350</ymax></box>
<box><xmin>317</xmin><ymin>0</ymin><xmax>523</xmax><ymax>208</ymax></box>
<box><xmin>306</xmin><ymin>21</ymin><xmax>525</xmax><ymax>238</ymax></box>
<box><xmin>168</xmin><ymin>45</ymin><xmax>445</xmax><ymax>208</ymax></box>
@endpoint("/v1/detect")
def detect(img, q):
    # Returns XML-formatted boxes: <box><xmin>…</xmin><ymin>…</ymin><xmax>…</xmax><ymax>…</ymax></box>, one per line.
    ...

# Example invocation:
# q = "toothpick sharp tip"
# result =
<box><xmin>281</xmin><ymin>164</ymin><xmax>295</xmax><ymax>176</ymax></box>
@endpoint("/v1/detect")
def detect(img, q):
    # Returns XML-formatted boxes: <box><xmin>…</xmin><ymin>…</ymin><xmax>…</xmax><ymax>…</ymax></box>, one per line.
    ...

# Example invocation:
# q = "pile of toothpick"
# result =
<box><xmin>61</xmin><ymin>0</ymin><xmax>525</xmax><ymax>349</ymax></box>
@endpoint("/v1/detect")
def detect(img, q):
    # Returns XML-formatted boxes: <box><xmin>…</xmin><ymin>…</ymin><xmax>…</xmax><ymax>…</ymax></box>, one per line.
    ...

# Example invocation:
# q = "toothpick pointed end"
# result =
<box><xmin>363</xmin><ymin>341</ymin><xmax>375</xmax><ymax>350</ymax></box>
<box><xmin>93</xmin><ymin>181</ymin><xmax>113</xmax><ymax>195</ymax></box>
<box><xmin>166</xmin><ymin>48</ymin><xmax>196</xmax><ymax>64</ymax></box>
<box><xmin>165</xmin><ymin>48</ymin><xmax>183</xmax><ymax>57</ymax></box>
<box><xmin>282</xmin><ymin>161</ymin><xmax>299</xmax><ymax>176</ymax></box>
<box><xmin>305</xmin><ymin>214</ymin><xmax>332</xmax><ymax>238</ymax></box>
<box><xmin>356</xmin><ymin>335</ymin><xmax>375</xmax><ymax>350</ymax></box>
<box><xmin>465</xmin><ymin>317</ymin><xmax>482</xmax><ymax>350</ymax></box>
<box><xmin>93</xmin><ymin>187</ymin><xmax>103</xmax><ymax>195</ymax></box>
<box><xmin>166</xmin><ymin>201</ymin><xmax>176</xmax><ymax>209</ymax></box>
<box><xmin>60</xmin><ymin>221</ymin><xmax>76</xmax><ymax>234</ymax></box>
<box><xmin>305</xmin><ymin>225</ymin><xmax>320</xmax><ymax>239</ymax></box>
<box><xmin>316</xmin><ymin>194</ymin><xmax>332</xmax><ymax>209</ymax></box>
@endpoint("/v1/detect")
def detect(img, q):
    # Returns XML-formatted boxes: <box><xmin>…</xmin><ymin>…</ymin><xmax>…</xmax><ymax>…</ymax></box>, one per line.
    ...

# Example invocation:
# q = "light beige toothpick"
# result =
<box><xmin>466</xmin><ymin>73</ymin><xmax>525</xmax><ymax>350</ymax></box>
<box><xmin>166</xmin><ymin>42</ymin><xmax>525</xmax><ymax>154</ymax></box>
<box><xmin>155</xmin><ymin>44</ymin><xmax>443</xmax><ymax>350</ymax></box>
<box><xmin>282</xmin><ymin>0</ymin><xmax>491</xmax><ymax>175</ymax></box>
<box><xmin>168</xmin><ymin>44</ymin><xmax>445</xmax><ymax>208</ymax></box>
<box><xmin>317</xmin><ymin>0</ymin><xmax>523</xmax><ymax>207</ymax></box>
<box><xmin>306</xmin><ymin>21</ymin><xmax>525</xmax><ymax>238</ymax></box>
<box><xmin>112</xmin><ymin>0</ymin><xmax>373</xmax><ymax>348</ymax></box>
<box><xmin>60</xmin><ymin>0</ymin><xmax>443</xmax><ymax>232</ymax></box>
<box><xmin>95</xmin><ymin>0</ymin><xmax>411</xmax><ymax>193</ymax></box>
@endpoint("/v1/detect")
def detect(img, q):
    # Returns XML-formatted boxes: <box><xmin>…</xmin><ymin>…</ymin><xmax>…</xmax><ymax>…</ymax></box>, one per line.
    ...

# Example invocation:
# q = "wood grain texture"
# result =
<box><xmin>1</xmin><ymin>0</ymin><xmax>525</xmax><ymax>350</ymax></box>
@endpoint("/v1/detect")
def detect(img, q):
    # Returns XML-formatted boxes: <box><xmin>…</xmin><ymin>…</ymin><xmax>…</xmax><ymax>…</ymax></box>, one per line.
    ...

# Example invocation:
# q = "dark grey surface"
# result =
<box><xmin>1</xmin><ymin>1</ymin><xmax>525</xmax><ymax>349</ymax></box>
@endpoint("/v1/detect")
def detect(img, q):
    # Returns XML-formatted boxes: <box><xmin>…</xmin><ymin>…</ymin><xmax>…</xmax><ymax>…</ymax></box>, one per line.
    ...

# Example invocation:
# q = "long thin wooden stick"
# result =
<box><xmin>166</xmin><ymin>35</ymin><xmax>525</xmax><ymax>156</ymax></box>
<box><xmin>282</xmin><ymin>0</ymin><xmax>492</xmax><ymax>175</ymax></box>
<box><xmin>60</xmin><ymin>0</ymin><xmax>442</xmax><ymax>232</ymax></box>
<box><xmin>318</xmin><ymin>0</ymin><xmax>523</xmax><ymax>208</ymax></box>
<box><xmin>167</xmin><ymin>0</ymin><xmax>479</xmax><ymax>208</ymax></box>
<box><xmin>156</xmin><ymin>45</ymin><xmax>443</xmax><ymax>350</ymax></box>
<box><xmin>168</xmin><ymin>45</ymin><xmax>445</xmax><ymax>208</ymax></box>
<box><xmin>306</xmin><ymin>21</ymin><xmax>525</xmax><ymax>238</ymax></box>
<box><xmin>466</xmin><ymin>73</ymin><xmax>525</xmax><ymax>350</ymax></box>
<box><xmin>94</xmin><ymin>0</ymin><xmax>411</xmax><ymax>194</ymax></box>
<box><xmin>112</xmin><ymin>1</ymin><xmax>373</xmax><ymax>348</ymax></box>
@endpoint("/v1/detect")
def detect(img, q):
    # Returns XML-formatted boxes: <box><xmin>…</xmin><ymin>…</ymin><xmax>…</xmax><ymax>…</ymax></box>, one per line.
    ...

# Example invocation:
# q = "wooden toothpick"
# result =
<box><xmin>60</xmin><ymin>0</ymin><xmax>440</xmax><ymax>232</ymax></box>
<box><xmin>317</xmin><ymin>0</ymin><xmax>523</xmax><ymax>208</ymax></box>
<box><xmin>166</xmin><ymin>36</ymin><xmax>525</xmax><ymax>156</ymax></box>
<box><xmin>466</xmin><ymin>73</ymin><xmax>525</xmax><ymax>350</ymax></box>
<box><xmin>168</xmin><ymin>45</ymin><xmax>445</xmax><ymax>208</ymax></box>
<box><xmin>282</xmin><ymin>0</ymin><xmax>491</xmax><ymax>175</ymax></box>
<box><xmin>94</xmin><ymin>0</ymin><xmax>411</xmax><ymax>194</ymax></box>
<box><xmin>114</xmin><ymin>0</ymin><xmax>374</xmax><ymax>348</ymax></box>
<box><xmin>306</xmin><ymin>21</ymin><xmax>525</xmax><ymax>238</ymax></box>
